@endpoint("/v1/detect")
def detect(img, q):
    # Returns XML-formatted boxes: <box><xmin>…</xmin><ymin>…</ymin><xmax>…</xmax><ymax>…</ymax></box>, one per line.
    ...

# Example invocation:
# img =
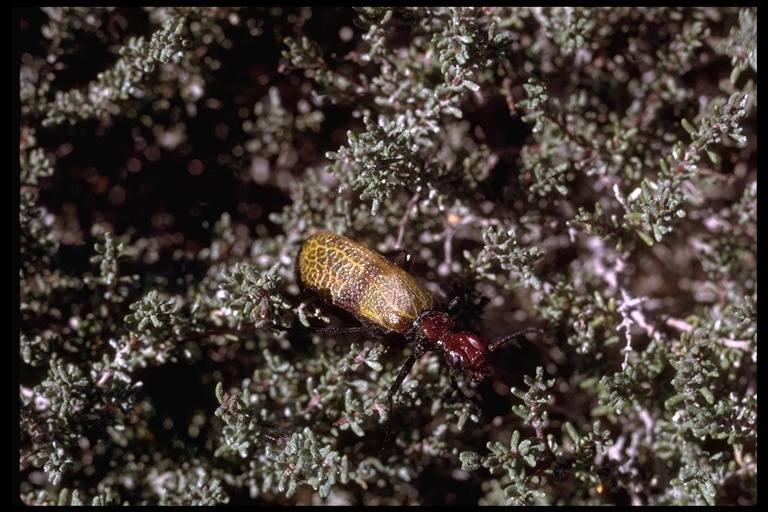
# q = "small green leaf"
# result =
<box><xmin>664</xmin><ymin>392</ymin><xmax>686</xmax><ymax>408</ymax></box>
<box><xmin>681</xmin><ymin>118</ymin><xmax>696</xmax><ymax>135</ymax></box>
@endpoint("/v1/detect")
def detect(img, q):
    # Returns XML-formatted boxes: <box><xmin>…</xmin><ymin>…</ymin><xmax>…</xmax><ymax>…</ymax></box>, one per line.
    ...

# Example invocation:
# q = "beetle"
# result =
<box><xmin>295</xmin><ymin>231</ymin><xmax>540</xmax><ymax>443</ymax></box>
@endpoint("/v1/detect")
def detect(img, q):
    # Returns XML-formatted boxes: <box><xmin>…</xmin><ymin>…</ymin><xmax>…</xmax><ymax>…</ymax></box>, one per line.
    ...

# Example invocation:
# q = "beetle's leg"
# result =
<box><xmin>445</xmin><ymin>291</ymin><xmax>489</xmax><ymax>326</ymax></box>
<box><xmin>273</xmin><ymin>284</ymin><xmax>380</xmax><ymax>335</ymax></box>
<box><xmin>382</xmin><ymin>344</ymin><xmax>427</xmax><ymax>448</ymax></box>
<box><xmin>270</xmin><ymin>324</ymin><xmax>372</xmax><ymax>335</ymax></box>
<box><xmin>448</xmin><ymin>373</ymin><xmax>483</xmax><ymax>415</ymax></box>
<box><xmin>380</xmin><ymin>249</ymin><xmax>414</xmax><ymax>272</ymax></box>
<box><xmin>382</xmin><ymin>353</ymin><xmax>417</xmax><ymax>448</ymax></box>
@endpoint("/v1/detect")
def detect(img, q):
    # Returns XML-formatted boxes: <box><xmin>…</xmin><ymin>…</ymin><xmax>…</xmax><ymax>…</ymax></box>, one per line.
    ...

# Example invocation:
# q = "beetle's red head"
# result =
<box><xmin>443</xmin><ymin>332</ymin><xmax>489</xmax><ymax>381</ymax></box>
<box><xmin>414</xmin><ymin>311</ymin><xmax>490</xmax><ymax>380</ymax></box>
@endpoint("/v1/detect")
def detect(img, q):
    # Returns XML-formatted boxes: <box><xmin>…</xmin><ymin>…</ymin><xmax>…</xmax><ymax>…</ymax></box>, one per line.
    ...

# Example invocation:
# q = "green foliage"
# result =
<box><xmin>465</xmin><ymin>225</ymin><xmax>545</xmax><ymax>291</ymax></box>
<box><xmin>460</xmin><ymin>368</ymin><xmax>614</xmax><ymax>505</ymax></box>
<box><xmin>29</xmin><ymin>16</ymin><xmax>191</xmax><ymax>127</ymax></box>
<box><xmin>18</xmin><ymin>6</ymin><xmax>755</xmax><ymax>506</ymax></box>
<box><xmin>217</xmin><ymin>262</ymin><xmax>290</xmax><ymax>328</ymax></box>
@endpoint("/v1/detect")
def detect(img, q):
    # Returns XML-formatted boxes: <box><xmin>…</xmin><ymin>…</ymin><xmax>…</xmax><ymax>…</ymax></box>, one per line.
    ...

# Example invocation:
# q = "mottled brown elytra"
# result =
<box><xmin>296</xmin><ymin>231</ymin><xmax>540</xmax><ymax>445</ymax></box>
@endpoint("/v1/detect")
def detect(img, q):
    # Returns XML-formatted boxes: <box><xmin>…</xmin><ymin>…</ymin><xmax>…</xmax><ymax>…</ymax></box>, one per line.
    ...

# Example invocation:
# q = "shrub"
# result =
<box><xmin>18</xmin><ymin>7</ymin><xmax>756</xmax><ymax>505</ymax></box>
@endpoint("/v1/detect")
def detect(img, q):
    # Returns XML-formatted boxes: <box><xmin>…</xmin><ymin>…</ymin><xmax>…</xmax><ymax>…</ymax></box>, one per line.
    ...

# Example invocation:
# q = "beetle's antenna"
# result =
<box><xmin>486</xmin><ymin>328</ymin><xmax>545</xmax><ymax>352</ymax></box>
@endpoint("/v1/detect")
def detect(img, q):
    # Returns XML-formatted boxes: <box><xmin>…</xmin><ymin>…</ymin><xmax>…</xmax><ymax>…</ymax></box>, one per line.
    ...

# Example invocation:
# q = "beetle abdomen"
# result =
<box><xmin>296</xmin><ymin>232</ymin><xmax>438</xmax><ymax>333</ymax></box>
